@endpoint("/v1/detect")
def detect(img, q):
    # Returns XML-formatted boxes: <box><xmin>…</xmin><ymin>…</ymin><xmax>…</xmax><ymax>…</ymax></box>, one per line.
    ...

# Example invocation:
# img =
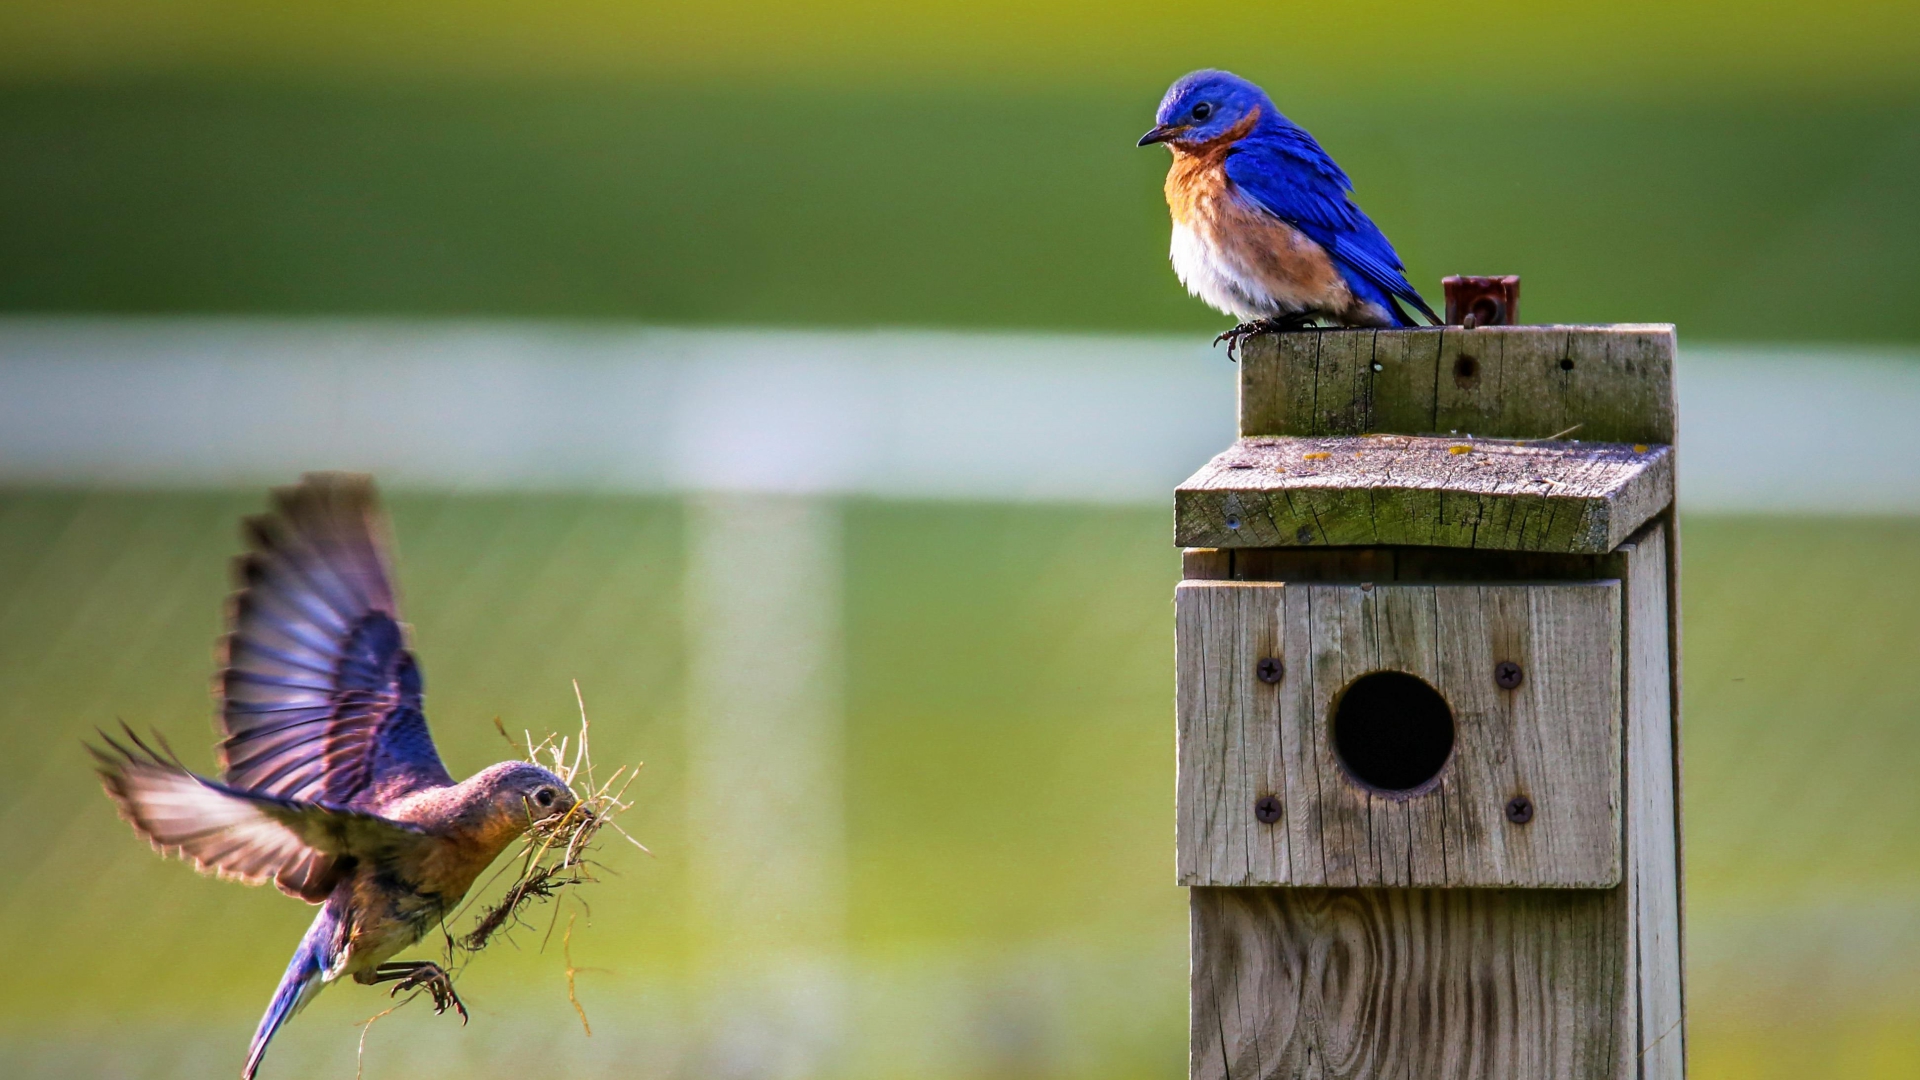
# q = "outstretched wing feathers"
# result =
<box><xmin>276</xmin><ymin>480</ymin><xmax>394</xmax><ymax>613</ymax></box>
<box><xmin>91</xmin><ymin>730</ymin><xmax>428</xmax><ymax>903</ymax></box>
<box><xmin>217</xmin><ymin>474</ymin><xmax>452</xmax><ymax>808</ymax></box>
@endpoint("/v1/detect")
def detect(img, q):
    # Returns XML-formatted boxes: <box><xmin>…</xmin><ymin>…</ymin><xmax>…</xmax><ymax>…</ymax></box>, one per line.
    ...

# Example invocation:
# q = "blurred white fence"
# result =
<box><xmin>1</xmin><ymin>316</ymin><xmax>1915</xmax><ymax>512</ymax></box>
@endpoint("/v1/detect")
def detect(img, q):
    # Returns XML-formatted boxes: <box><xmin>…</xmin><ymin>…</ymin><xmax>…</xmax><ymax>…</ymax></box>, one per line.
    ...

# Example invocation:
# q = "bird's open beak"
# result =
<box><xmin>1137</xmin><ymin>123</ymin><xmax>1187</xmax><ymax>147</ymax></box>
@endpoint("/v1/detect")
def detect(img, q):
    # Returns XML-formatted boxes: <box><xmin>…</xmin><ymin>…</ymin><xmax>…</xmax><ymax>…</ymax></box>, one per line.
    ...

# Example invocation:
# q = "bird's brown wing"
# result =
<box><xmin>93</xmin><ymin>729</ymin><xmax>430</xmax><ymax>902</ymax></box>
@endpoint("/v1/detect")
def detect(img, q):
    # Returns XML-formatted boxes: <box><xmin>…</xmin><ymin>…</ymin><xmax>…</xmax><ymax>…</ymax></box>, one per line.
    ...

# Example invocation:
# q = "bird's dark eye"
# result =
<box><xmin>1192</xmin><ymin>102</ymin><xmax>1213</xmax><ymax>121</ymax></box>
<box><xmin>533</xmin><ymin>788</ymin><xmax>555</xmax><ymax>807</ymax></box>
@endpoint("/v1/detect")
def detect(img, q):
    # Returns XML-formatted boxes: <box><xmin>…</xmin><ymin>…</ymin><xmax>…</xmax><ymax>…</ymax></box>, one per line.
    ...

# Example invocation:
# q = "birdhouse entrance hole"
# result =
<box><xmin>1332</xmin><ymin>671</ymin><xmax>1454</xmax><ymax>794</ymax></box>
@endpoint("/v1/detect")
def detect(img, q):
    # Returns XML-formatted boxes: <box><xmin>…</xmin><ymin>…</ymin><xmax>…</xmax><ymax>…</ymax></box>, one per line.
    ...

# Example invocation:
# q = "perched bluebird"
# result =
<box><xmin>92</xmin><ymin>474</ymin><xmax>582</xmax><ymax>1080</ymax></box>
<box><xmin>1139</xmin><ymin>69</ymin><xmax>1439</xmax><ymax>347</ymax></box>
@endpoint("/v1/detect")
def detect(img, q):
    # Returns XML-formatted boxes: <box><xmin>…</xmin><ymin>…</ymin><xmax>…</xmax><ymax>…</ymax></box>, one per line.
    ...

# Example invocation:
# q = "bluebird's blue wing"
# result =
<box><xmin>92</xmin><ymin>727</ymin><xmax>430</xmax><ymax>902</ymax></box>
<box><xmin>1225</xmin><ymin>126</ymin><xmax>1440</xmax><ymax>326</ymax></box>
<box><xmin>218</xmin><ymin>473</ymin><xmax>453</xmax><ymax>811</ymax></box>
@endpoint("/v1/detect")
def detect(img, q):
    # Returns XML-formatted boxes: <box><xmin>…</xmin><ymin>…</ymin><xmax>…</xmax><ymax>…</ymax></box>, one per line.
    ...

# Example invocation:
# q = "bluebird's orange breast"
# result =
<box><xmin>1157</xmin><ymin>111</ymin><xmax>1364</xmax><ymax>324</ymax></box>
<box><xmin>1162</xmin><ymin>113</ymin><xmax>1253</xmax><ymax>229</ymax></box>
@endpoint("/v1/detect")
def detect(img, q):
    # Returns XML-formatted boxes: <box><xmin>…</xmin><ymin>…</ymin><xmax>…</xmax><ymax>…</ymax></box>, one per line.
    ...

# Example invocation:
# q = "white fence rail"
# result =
<box><xmin>1</xmin><ymin>317</ymin><xmax>1914</xmax><ymax>512</ymax></box>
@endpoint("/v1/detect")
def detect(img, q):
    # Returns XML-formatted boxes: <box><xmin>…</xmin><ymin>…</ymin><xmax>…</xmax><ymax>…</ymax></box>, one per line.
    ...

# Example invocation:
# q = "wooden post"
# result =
<box><xmin>1174</xmin><ymin>327</ymin><xmax>1684</xmax><ymax>1080</ymax></box>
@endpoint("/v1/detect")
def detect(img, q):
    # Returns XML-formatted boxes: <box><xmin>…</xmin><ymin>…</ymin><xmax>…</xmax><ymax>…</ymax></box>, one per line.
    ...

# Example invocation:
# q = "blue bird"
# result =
<box><xmin>92</xmin><ymin>474</ymin><xmax>585</xmax><ymax>1079</ymax></box>
<box><xmin>1139</xmin><ymin>69</ymin><xmax>1439</xmax><ymax>349</ymax></box>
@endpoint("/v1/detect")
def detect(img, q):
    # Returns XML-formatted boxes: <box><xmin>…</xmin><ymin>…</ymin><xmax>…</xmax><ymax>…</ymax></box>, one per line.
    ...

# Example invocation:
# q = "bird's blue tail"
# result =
<box><xmin>243</xmin><ymin>903</ymin><xmax>338</xmax><ymax>1079</ymax></box>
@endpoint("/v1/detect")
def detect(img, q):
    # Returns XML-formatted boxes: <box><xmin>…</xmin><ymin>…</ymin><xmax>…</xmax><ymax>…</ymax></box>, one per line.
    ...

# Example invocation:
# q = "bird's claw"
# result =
<box><xmin>1212</xmin><ymin>317</ymin><xmax>1315</xmax><ymax>361</ymax></box>
<box><xmin>383</xmin><ymin>962</ymin><xmax>469</xmax><ymax>1024</ymax></box>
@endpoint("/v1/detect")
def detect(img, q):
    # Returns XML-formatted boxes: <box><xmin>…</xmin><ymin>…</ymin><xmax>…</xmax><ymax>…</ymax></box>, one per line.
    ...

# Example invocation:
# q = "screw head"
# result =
<box><xmin>1256</xmin><ymin>657</ymin><xmax>1284</xmax><ymax>684</ymax></box>
<box><xmin>1255</xmin><ymin>795</ymin><xmax>1283</xmax><ymax>824</ymax></box>
<box><xmin>1494</xmin><ymin>661</ymin><xmax>1524</xmax><ymax>689</ymax></box>
<box><xmin>1506</xmin><ymin>795</ymin><xmax>1534</xmax><ymax>824</ymax></box>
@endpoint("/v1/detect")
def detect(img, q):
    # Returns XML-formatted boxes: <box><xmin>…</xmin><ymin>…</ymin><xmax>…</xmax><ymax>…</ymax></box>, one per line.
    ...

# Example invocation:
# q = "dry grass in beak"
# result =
<box><xmin>454</xmin><ymin>681</ymin><xmax>648</xmax><ymax>956</ymax></box>
<box><xmin>354</xmin><ymin>686</ymin><xmax>645</xmax><ymax>1067</ymax></box>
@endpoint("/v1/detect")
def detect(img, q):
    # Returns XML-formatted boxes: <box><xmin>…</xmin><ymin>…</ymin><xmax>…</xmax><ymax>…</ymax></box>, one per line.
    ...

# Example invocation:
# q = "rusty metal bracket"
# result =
<box><xmin>1443</xmin><ymin>275</ymin><xmax>1522</xmax><ymax>328</ymax></box>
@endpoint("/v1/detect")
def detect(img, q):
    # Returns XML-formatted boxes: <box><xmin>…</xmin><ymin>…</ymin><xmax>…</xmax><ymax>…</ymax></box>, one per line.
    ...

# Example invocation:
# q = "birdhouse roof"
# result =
<box><xmin>1178</xmin><ymin>325</ymin><xmax>1678</xmax><ymax>553</ymax></box>
<box><xmin>1176</xmin><ymin>434</ymin><xmax>1672</xmax><ymax>553</ymax></box>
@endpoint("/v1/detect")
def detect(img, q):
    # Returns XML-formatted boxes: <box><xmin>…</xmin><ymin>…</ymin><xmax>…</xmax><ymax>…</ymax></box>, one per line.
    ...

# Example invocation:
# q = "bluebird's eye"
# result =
<box><xmin>1192</xmin><ymin>102</ymin><xmax>1213</xmax><ymax>121</ymax></box>
<box><xmin>533</xmin><ymin>788</ymin><xmax>555</xmax><ymax>808</ymax></box>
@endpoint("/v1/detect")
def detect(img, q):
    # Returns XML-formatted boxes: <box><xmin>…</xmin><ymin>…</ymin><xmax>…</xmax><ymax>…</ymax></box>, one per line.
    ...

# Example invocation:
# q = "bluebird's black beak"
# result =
<box><xmin>1137</xmin><ymin>123</ymin><xmax>1186</xmax><ymax>147</ymax></box>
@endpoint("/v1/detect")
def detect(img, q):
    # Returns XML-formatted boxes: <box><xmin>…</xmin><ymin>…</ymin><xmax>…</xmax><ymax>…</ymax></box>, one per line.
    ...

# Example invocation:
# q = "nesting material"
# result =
<box><xmin>455</xmin><ymin>683</ymin><xmax>647</xmax><ymax>957</ymax></box>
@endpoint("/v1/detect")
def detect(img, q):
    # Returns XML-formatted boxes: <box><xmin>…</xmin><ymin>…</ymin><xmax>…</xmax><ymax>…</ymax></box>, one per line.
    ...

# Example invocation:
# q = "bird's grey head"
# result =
<box><xmin>1139</xmin><ymin>69</ymin><xmax>1273</xmax><ymax>148</ymax></box>
<box><xmin>470</xmin><ymin>760</ymin><xmax>580</xmax><ymax>826</ymax></box>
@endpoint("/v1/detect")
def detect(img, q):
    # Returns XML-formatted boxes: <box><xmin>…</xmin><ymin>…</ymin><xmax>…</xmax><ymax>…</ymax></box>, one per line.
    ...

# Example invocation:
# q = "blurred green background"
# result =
<box><xmin>2</xmin><ymin>496</ymin><xmax>1919</xmax><ymax>1078</ymax></box>
<box><xmin>3</xmin><ymin>2</ymin><xmax>1919</xmax><ymax>1078</ymax></box>
<box><xmin>2</xmin><ymin>0</ymin><xmax>1918</xmax><ymax>340</ymax></box>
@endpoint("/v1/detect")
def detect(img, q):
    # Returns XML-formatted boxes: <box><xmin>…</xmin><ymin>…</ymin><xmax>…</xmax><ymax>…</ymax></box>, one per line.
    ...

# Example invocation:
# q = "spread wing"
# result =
<box><xmin>219</xmin><ymin>473</ymin><xmax>452</xmax><ymax>810</ymax></box>
<box><xmin>1225</xmin><ymin>126</ymin><xmax>1439</xmax><ymax>326</ymax></box>
<box><xmin>92</xmin><ymin>730</ymin><xmax>429</xmax><ymax>902</ymax></box>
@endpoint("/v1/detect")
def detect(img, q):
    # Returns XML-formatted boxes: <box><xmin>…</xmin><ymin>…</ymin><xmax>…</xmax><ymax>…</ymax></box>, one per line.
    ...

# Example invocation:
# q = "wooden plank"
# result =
<box><xmin>1433</xmin><ymin>324</ymin><xmax>1509</xmax><ymax>438</ymax></box>
<box><xmin>1176</xmin><ymin>435</ymin><xmax>1673</xmax><ymax>553</ymax></box>
<box><xmin>1370</xmin><ymin>327</ymin><xmax>1444</xmax><ymax>436</ymax></box>
<box><xmin>1561</xmin><ymin>330</ymin><xmax>1678</xmax><ymax>449</ymax></box>
<box><xmin>1662</xmin><ymin>512</ymin><xmax>1690</xmax><ymax>1050</ymax></box>
<box><xmin>1174</xmin><ymin>581</ymin><xmax>1623</xmax><ymax>888</ymax></box>
<box><xmin>1301</xmin><ymin>583</ymin><xmax>1452</xmax><ymax>888</ymax></box>
<box><xmin>1176</xmin><ymin>583</ymin><xmax>1291</xmax><ymax>886</ymax></box>
<box><xmin>1274</xmin><ymin>588</ymin><xmax>1323</xmax><ymax>885</ymax></box>
<box><xmin>1239</xmin><ymin>331</ymin><xmax>1318</xmax><ymax>438</ymax></box>
<box><xmin>1618</xmin><ymin>523</ymin><xmax>1685</xmax><ymax>1077</ymax></box>
<box><xmin>1182</xmin><ymin>548</ymin><xmax>1233</xmax><ymax>580</ymax></box>
<box><xmin>1310</xmin><ymin>330</ymin><xmax>1377</xmax><ymax>436</ymax></box>
<box><xmin>1297</xmin><ymin>582</ymin><xmax>1380</xmax><ymax>887</ymax></box>
<box><xmin>1190</xmin><ymin>886</ymin><xmax>1629</xmax><ymax>1080</ymax></box>
<box><xmin>1238</xmin><ymin>326</ymin><xmax>1675</xmax><ymax>445</ymax></box>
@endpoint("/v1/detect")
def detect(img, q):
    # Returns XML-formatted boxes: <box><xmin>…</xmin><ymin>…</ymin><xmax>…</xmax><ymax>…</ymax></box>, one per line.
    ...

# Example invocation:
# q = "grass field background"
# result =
<box><xmin>3</xmin><ymin>0</ymin><xmax>1917</xmax><ymax>1072</ymax></box>
<box><xmin>0</xmin><ymin>492</ymin><xmax>1915</xmax><ymax>1077</ymax></box>
<box><xmin>2</xmin><ymin>0</ymin><xmax>1919</xmax><ymax>343</ymax></box>
<box><xmin>3</xmin><ymin>80</ymin><xmax>1916</xmax><ymax>346</ymax></box>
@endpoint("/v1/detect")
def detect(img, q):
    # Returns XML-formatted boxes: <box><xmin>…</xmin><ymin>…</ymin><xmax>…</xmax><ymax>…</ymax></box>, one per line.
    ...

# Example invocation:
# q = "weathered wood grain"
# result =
<box><xmin>1182</xmin><ymin>547</ymin><xmax>1233</xmax><ymax>580</ymax></box>
<box><xmin>1176</xmin><ymin>583</ymin><xmax>1292</xmax><ymax>886</ymax></box>
<box><xmin>1175</xmin><ymin>581</ymin><xmax>1622</xmax><ymax>889</ymax></box>
<box><xmin>1182</xmin><ymin>325</ymin><xmax>1683</xmax><ymax>1078</ymax></box>
<box><xmin>1619</xmin><ymin>523</ymin><xmax>1684</xmax><ymax>1077</ymax></box>
<box><xmin>1238</xmin><ymin>326</ymin><xmax>1676</xmax><ymax>445</ymax></box>
<box><xmin>1190</xmin><ymin>886</ymin><xmax>1630</xmax><ymax>1080</ymax></box>
<box><xmin>1661</xmin><ymin>514</ymin><xmax>1689</xmax><ymax>1054</ymax></box>
<box><xmin>1175</xmin><ymin>435</ymin><xmax>1672</xmax><ymax>553</ymax></box>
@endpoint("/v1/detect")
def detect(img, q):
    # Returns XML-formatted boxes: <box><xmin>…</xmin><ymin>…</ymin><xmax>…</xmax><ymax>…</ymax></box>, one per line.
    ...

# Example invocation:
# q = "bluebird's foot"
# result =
<box><xmin>1213</xmin><ymin>316</ymin><xmax>1316</xmax><ymax>361</ymax></box>
<box><xmin>371</xmin><ymin>961</ymin><xmax>468</xmax><ymax>1023</ymax></box>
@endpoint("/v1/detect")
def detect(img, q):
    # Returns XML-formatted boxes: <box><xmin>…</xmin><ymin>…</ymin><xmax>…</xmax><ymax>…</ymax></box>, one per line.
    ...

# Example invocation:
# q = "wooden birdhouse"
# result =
<box><xmin>1173</xmin><ymin>325</ymin><xmax>1683</xmax><ymax>1080</ymax></box>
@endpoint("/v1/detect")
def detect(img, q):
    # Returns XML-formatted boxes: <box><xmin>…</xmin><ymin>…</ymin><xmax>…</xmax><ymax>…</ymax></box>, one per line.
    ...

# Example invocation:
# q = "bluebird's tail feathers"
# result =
<box><xmin>243</xmin><ymin>908</ymin><xmax>336</xmax><ymax>1080</ymax></box>
<box><xmin>1352</xmin><ymin>266</ymin><xmax>1439</xmax><ymax>328</ymax></box>
<box><xmin>1399</xmin><ymin>289</ymin><xmax>1442</xmax><ymax>327</ymax></box>
<box><xmin>1387</xmin><ymin>291</ymin><xmax>1442</xmax><ymax>328</ymax></box>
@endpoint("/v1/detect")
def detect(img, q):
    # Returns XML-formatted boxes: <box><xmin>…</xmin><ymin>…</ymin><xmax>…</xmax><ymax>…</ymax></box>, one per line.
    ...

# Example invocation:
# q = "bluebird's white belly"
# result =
<box><xmin>1170</xmin><ymin>222</ymin><xmax>1278</xmax><ymax>321</ymax></box>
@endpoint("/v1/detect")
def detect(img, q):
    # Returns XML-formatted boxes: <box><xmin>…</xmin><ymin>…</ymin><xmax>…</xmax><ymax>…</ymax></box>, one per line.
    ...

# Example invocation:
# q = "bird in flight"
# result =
<box><xmin>92</xmin><ymin>473</ymin><xmax>584</xmax><ymax>1079</ymax></box>
<box><xmin>1139</xmin><ymin>69</ymin><xmax>1439</xmax><ymax>352</ymax></box>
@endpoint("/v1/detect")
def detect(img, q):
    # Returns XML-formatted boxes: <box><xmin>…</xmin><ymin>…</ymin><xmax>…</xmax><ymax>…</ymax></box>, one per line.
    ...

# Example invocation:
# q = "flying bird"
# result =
<box><xmin>1139</xmin><ymin>69</ymin><xmax>1439</xmax><ymax>350</ymax></box>
<box><xmin>92</xmin><ymin>474</ymin><xmax>583</xmax><ymax>1079</ymax></box>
